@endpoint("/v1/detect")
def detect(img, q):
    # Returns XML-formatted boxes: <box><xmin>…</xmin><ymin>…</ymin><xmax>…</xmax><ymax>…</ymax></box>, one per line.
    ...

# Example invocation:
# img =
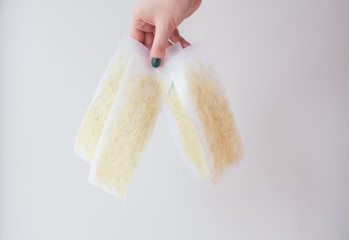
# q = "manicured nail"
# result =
<box><xmin>152</xmin><ymin>58</ymin><xmax>161</xmax><ymax>68</ymax></box>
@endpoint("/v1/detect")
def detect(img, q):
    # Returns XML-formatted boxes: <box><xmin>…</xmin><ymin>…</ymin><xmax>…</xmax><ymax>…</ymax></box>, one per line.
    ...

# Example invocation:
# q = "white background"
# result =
<box><xmin>1</xmin><ymin>0</ymin><xmax>348</xmax><ymax>239</ymax></box>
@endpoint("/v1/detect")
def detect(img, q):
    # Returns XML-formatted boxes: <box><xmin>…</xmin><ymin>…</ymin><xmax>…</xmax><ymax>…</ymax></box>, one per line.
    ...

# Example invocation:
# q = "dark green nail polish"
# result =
<box><xmin>152</xmin><ymin>58</ymin><xmax>161</xmax><ymax>68</ymax></box>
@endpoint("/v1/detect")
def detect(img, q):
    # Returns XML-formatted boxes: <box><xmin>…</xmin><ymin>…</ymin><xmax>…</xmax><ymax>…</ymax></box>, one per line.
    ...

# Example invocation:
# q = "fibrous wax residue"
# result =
<box><xmin>165</xmin><ymin>83</ymin><xmax>209</xmax><ymax>179</ymax></box>
<box><xmin>93</xmin><ymin>74</ymin><xmax>163</xmax><ymax>199</ymax></box>
<box><xmin>75</xmin><ymin>53</ymin><xmax>130</xmax><ymax>162</ymax></box>
<box><xmin>186</xmin><ymin>59</ymin><xmax>244</xmax><ymax>183</ymax></box>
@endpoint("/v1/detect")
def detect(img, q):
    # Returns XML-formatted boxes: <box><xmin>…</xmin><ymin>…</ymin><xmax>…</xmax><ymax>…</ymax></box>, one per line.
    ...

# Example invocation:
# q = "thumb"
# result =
<box><xmin>150</xmin><ymin>23</ymin><xmax>173</xmax><ymax>67</ymax></box>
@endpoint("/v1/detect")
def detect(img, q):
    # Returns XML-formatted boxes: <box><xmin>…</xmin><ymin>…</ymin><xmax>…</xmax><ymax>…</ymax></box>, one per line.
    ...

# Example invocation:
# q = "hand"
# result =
<box><xmin>131</xmin><ymin>0</ymin><xmax>202</xmax><ymax>67</ymax></box>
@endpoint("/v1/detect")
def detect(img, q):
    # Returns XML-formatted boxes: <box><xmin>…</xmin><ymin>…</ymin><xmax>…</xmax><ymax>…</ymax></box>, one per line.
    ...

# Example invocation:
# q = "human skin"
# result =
<box><xmin>130</xmin><ymin>0</ymin><xmax>202</xmax><ymax>67</ymax></box>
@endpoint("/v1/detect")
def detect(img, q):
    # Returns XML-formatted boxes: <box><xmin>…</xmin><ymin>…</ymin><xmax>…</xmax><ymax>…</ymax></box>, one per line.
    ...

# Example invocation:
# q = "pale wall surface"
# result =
<box><xmin>0</xmin><ymin>0</ymin><xmax>348</xmax><ymax>239</ymax></box>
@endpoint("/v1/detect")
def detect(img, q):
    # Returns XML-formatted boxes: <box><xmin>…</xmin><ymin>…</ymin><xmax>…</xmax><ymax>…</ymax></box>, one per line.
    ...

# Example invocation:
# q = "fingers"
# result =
<box><xmin>169</xmin><ymin>28</ymin><xmax>191</xmax><ymax>48</ymax></box>
<box><xmin>150</xmin><ymin>22</ymin><xmax>174</xmax><ymax>67</ymax></box>
<box><xmin>132</xmin><ymin>20</ymin><xmax>189</xmax><ymax>67</ymax></box>
<box><xmin>144</xmin><ymin>32</ymin><xmax>172</xmax><ymax>49</ymax></box>
<box><xmin>144</xmin><ymin>32</ymin><xmax>154</xmax><ymax>49</ymax></box>
<box><xmin>130</xmin><ymin>5</ymin><xmax>154</xmax><ymax>44</ymax></box>
<box><xmin>130</xmin><ymin>20</ymin><xmax>145</xmax><ymax>44</ymax></box>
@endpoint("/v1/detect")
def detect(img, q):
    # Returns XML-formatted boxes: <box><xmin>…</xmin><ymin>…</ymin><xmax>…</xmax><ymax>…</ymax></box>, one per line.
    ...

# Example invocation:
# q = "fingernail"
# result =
<box><xmin>152</xmin><ymin>58</ymin><xmax>161</xmax><ymax>68</ymax></box>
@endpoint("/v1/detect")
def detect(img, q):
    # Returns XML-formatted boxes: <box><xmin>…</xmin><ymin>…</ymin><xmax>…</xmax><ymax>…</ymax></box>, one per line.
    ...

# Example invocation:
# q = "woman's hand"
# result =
<box><xmin>131</xmin><ymin>0</ymin><xmax>202</xmax><ymax>67</ymax></box>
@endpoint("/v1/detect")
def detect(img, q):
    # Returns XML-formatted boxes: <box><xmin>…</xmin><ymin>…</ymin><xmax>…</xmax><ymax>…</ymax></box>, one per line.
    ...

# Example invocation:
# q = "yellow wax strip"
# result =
<box><xmin>185</xmin><ymin>59</ymin><xmax>244</xmax><ymax>183</ymax></box>
<box><xmin>92</xmin><ymin>73</ymin><xmax>165</xmax><ymax>199</ymax></box>
<box><xmin>75</xmin><ymin>53</ymin><xmax>131</xmax><ymax>162</ymax></box>
<box><xmin>165</xmin><ymin>83</ymin><xmax>209</xmax><ymax>179</ymax></box>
